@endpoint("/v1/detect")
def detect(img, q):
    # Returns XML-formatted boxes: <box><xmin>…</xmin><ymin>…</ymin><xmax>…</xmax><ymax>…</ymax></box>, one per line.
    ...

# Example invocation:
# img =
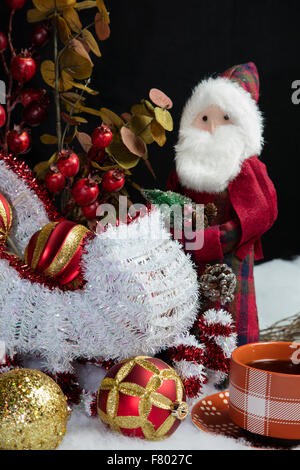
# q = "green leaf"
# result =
<box><xmin>99</xmin><ymin>108</ymin><xmax>124</xmax><ymax>129</ymax></box>
<box><xmin>27</xmin><ymin>8</ymin><xmax>47</xmax><ymax>23</ymax></box>
<box><xmin>63</xmin><ymin>6</ymin><xmax>82</xmax><ymax>33</ymax></box>
<box><xmin>154</xmin><ymin>108</ymin><xmax>173</xmax><ymax>131</ymax></box>
<box><xmin>151</xmin><ymin>120</ymin><xmax>166</xmax><ymax>147</ymax></box>
<box><xmin>82</xmin><ymin>29</ymin><xmax>101</xmax><ymax>57</ymax></box>
<box><xmin>131</xmin><ymin>103</ymin><xmax>153</xmax><ymax>118</ymax></box>
<box><xmin>70</xmin><ymin>81</ymin><xmax>99</xmax><ymax>95</ymax></box>
<box><xmin>41</xmin><ymin>60</ymin><xmax>73</xmax><ymax>91</ymax></box>
<box><xmin>107</xmin><ymin>141</ymin><xmax>140</xmax><ymax>169</ymax></box>
<box><xmin>60</xmin><ymin>47</ymin><xmax>93</xmax><ymax>80</ymax></box>
<box><xmin>129</xmin><ymin>115</ymin><xmax>154</xmax><ymax>144</ymax></box>
<box><xmin>40</xmin><ymin>134</ymin><xmax>58</xmax><ymax>144</ymax></box>
<box><xmin>33</xmin><ymin>0</ymin><xmax>76</xmax><ymax>12</ymax></box>
<box><xmin>96</xmin><ymin>0</ymin><xmax>110</xmax><ymax>23</ymax></box>
<box><xmin>75</xmin><ymin>0</ymin><xmax>97</xmax><ymax>10</ymax></box>
<box><xmin>57</xmin><ymin>15</ymin><xmax>72</xmax><ymax>44</ymax></box>
<box><xmin>72</xmin><ymin>115</ymin><xmax>88</xmax><ymax>123</ymax></box>
<box><xmin>34</xmin><ymin>153</ymin><xmax>58</xmax><ymax>180</ymax></box>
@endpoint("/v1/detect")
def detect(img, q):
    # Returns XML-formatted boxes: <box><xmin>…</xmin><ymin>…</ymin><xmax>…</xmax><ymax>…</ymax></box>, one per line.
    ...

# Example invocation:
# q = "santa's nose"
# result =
<box><xmin>207</xmin><ymin>121</ymin><xmax>218</xmax><ymax>134</ymax></box>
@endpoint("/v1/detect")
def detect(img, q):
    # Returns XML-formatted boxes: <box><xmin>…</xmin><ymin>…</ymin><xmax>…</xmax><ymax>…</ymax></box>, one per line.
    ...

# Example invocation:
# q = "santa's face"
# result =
<box><xmin>175</xmin><ymin>104</ymin><xmax>248</xmax><ymax>193</ymax></box>
<box><xmin>192</xmin><ymin>105</ymin><xmax>234</xmax><ymax>133</ymax></box>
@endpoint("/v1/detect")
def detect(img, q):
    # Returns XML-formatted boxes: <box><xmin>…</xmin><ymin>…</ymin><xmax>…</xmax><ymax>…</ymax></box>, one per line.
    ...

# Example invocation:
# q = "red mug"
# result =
<box><xmin>229</xmin><ymin>341</ymin><xmax>300</xmax><ymax>440</ymax></box>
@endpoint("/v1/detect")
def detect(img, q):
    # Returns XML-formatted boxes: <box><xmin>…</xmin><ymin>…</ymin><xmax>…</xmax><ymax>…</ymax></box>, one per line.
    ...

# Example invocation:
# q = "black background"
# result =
<box><xmin>1</xmin><ymin>0</ymin><xmax>300</xmax><ymax>261</ymax></box>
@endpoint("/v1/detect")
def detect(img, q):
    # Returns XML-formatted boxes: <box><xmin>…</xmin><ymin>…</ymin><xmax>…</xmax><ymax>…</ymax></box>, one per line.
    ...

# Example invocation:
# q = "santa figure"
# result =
<box><xmin>167</xmin><ymin>62</ymin><xmax>278</xmax><ymax>346</ymax></box>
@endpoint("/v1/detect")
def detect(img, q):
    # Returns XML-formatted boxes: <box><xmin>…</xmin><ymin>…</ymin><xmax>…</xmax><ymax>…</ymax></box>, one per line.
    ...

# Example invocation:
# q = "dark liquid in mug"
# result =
<box><xmin>247</xmin><ymin>359</ymin><xmax>300</xmax><ymax>375</ymax></box>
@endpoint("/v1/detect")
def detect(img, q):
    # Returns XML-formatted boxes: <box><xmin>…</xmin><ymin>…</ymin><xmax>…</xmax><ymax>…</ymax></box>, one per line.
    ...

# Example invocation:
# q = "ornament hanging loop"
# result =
<box><xmin>171</xmin><ymin>401</ymin><xmax>189</xmax><ymax>420</ymax></box>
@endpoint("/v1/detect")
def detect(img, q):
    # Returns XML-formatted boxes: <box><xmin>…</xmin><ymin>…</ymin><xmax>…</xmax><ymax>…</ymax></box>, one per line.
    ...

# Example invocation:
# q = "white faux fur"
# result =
<box><xmin>180</xmin><ymin>77</ymin><xmax>263</xmax><ymax>157</ymax></box>
<box><xmin>175</xmin><ymin>77</ymin><xmax>264</xmax><ymax>193</ymax></box>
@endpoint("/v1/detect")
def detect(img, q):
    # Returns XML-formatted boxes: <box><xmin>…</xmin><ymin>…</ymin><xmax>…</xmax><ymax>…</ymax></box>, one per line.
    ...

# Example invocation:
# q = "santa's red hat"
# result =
<box><xmin>180</xmin><ymin>62</ymin><xmax>263</xmax><ymax>158</ymax></box>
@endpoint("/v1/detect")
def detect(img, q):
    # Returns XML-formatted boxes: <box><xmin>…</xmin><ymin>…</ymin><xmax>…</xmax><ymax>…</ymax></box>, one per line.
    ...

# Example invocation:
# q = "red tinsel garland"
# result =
<box><xmin>200</xmin><ymin>336</ymin><xmax>231</xmax><ymax>374</ymax></box>
<box><xmin>0</xmin><ymin>152</ymin><xmax>61</xmax><ymax>222</ymax></box>
<box><xmin>0</xmin><ymin>355</ymin><xmax>20</xmax><ymax>376</ymax></box>
<box><xmin>183</xmin><ymin>376</ymin><xmax>208</xmax><ymax>399</ymax></box>
<box><xmin>165</xmin><ymin>344</ymin><xmax>204</xmax><ymax>363</ymax></box>
<box><xmin>195</xmin><ymin>318</ymin><xmax>235</xmax><ymax>339</ymax></box>
<box><xmin>77</xmin><ymin>357</ymin><xmax>116</xmax><ymax>370</ymax></box>
<box><xmin>46</xmin><ymin>371</ymin><xmax>83</xmax><ymax>405</ymax></box>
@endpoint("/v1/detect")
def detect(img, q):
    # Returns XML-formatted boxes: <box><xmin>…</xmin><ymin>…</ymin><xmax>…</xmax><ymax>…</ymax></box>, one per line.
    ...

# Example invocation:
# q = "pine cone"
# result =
<box><xmin>204</xmin><ymin>203</ymin><xmax>217</xmax><ymax>226</ymax></box>
<box><xmin>199</xmin><ymin>264</ymin><xmax>237</xmax><ymax>305</ymax></box>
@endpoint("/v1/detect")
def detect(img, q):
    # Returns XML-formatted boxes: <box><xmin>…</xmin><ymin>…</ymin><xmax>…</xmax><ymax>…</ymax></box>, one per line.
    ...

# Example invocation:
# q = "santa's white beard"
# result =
<box><xmin>175</xmin><ymin>125</ymin><xmax>247</xmax><ymax>193</ymax></box>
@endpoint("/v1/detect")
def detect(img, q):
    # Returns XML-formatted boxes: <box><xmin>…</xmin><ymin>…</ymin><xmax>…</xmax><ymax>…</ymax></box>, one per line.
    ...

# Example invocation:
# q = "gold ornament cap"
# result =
<box><xmin>171</xmin><ymin>401</ymin><xmax>189</xmax><ymax>420</ymax></box>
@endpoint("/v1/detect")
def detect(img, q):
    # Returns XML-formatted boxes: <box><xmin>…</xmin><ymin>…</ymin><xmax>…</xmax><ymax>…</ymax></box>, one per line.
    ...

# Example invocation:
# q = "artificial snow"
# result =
<box><xmin>56</xmin><ymin>257</ymin><xmax>300</xmax><ymax>449</ymax></box>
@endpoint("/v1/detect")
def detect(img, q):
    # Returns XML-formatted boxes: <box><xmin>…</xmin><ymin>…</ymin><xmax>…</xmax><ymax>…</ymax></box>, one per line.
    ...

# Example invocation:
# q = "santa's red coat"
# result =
<box><xmin>167</xmin><ymin>156</ymin><xmax>278</xmax><ymax>345</ymax></box>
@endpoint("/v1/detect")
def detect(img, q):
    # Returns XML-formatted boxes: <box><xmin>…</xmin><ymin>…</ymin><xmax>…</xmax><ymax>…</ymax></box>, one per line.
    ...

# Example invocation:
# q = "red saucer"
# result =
<box><xmin>191</xmin><ymin>391</ymin><xmax>300</xmax><ymax>449</ymax></box>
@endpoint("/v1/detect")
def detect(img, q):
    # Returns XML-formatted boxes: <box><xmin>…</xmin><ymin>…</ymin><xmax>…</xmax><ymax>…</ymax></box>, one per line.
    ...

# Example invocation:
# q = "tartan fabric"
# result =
<box><xmin>221</xmin><ymin>62</ymin><xmax>260</xmax><ymax>103</ymax></box>
<box><xmin>166</xmin><ymin>175</ymin><xmax>259</xmax><ymax>346</ymax></box>
<box><xmin>229</xmin><ymin>363</ymin><xmax>300</xmax><ymax>439</ymax></box>
<box><xmin>220</xmin><ymin>219</ymin><xmax>241</xmax><ymax>254</ymax></box>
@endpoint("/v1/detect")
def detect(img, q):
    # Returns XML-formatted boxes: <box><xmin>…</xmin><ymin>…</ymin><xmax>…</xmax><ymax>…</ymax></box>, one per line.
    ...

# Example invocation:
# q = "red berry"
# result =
<box><xmin>0</xmin><ymin>106</ymin><xmax>6</xmax><ymax>128</ymax></box>
<box><xmin>20</xmin><ymin>88</ymin><xmax>43</xmax><ymax>107</ymax></box>
<box><xmin>72</xmin><ymin>178</ymin><xmax>99</xmax><ymax>206</ymax></box>
<box><xmin>57</xmin><ymin>150</ymin><xmax>80</xmax><ymax>178</ymax></box>
<box><xmin>7</xmin><ymin>129</ymin><xmax>30</xmax><ymax>154</ymax></box>
<box><xmin>23</xmin><ymin>100</ymin><xmax>48</xmax><ymax>127</ymax></box>
<box><xmin>45</xmin><ymin>171</ymin><xmax>66</xmax><ymax>193</ymax></box>
<box><xmin>91</xmin><ymin>124</ymin><xmax>113</xmax><ymax>149</ymax></box>
<box><xmin>11</xmin><ymin>52</ymin><xmax>36</xmax><ymax>83</ymax></box>
<box><xmin>87</xmin><ymin>146</ymin><xmax>107</xmax><ymax>163</ymax></box>
<box><xmin>5</xmin><ymin>0</ymin><xmax>26</xmax><ymax>9</ymax></box>
<box><xmin>0</xmin><ymin>32</ymin><xmax>8</xmax><ymax>52</ymax></box>
<box><xmin>30</xmin><ymin>23</ymin><xmax>51</xmax><ymax>48</ymax></box>
<box><xmin>81</xmin><ymin>200</ymin><xmax>100</xmax><ymax>220</ymax></box>
<box><xmin>102</xmin><ymin>169</ymin><xmax>125</xmax><ymax>193</ymax></box>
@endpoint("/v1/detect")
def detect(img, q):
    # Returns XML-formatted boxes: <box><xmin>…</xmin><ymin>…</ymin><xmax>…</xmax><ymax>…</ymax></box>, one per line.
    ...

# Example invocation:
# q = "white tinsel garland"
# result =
<box><xmin>0</xmin><ymin>160</ymin><xmax>51</xmax><ymax>254</ymax></box>
<box><xmin>0</xmin><ymin>158</ymin><xmax>237</xmax><ymax>396</ymax></box>
<box><xmin>0</xmin><ymin>209</ymin><xmax>199</xmax><ymax>372</ymax></box>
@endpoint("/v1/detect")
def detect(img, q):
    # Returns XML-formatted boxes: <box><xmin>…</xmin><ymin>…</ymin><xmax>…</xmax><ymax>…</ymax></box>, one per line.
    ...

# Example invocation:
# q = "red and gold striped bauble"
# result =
<box><xmin>0</xmin><ymin>192</ymin><xmax>13</xmax><ymax>246</ymax></box>
<box><xmin>24</xmin><ymin>220</ymin><xmax>91</xmax><ymax>285</ymax></box>
<box><xmin>97</xmin><ymin>356</ymin><xmax>189</xmax><ymax>440</ymax></box>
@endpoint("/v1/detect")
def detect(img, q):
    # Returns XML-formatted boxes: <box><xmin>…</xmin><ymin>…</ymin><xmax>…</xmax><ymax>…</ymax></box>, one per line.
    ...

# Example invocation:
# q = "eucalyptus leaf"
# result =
<box><xmin>63</xmin><ymin>6</ymin><xmax>82</xmax><ymax>33</ymax></box>
<box><xmin>129</xmin><ymin>115</ymin><xmax>154</xmax><ymax>144</ymax></box>
<box><xmin>60</xmin><ymin>47</ymin><xmax>93</xmax><ymax>80</ymax></box>
<box><xmin>154</xmin><ymin>107</ymin><xmax>173</xmax><ymax>131</ymax></box>
<box><xmin>41</xmin><ymin>60</ymin><xmax>73</xmax><ymax>91</ymax></box>
<box><xmin>27</xmin><ymin>8</ymin><xmax>47</xmax><ymax>23</ymax></box>
<box><xmin>99</xmin><ymin>108</ymin><xmax>123</xmax><ymax>129</ymax></box>
<box><xmin>151</xmin><ymin>120</ymin><xmax>166</xmax><ymax>147</ymax></box>
<box><xmin>107</xmin><ymin>141</ymin><xmax>140</xmax><ymax>169</ymax></box>
<box><xmin>40</xmin><ymin>134</ymin><xmax>58</xmax><ymax>145</ymax></box>
<box><xmin>96</xmin><ymin>0</ymin><xmax>110</xmax><ymax>23</ymax></box>
<box><xmin>81</xmin><ymin>30</ymin><xmax>101</xmax><ymax>57</ymax></box>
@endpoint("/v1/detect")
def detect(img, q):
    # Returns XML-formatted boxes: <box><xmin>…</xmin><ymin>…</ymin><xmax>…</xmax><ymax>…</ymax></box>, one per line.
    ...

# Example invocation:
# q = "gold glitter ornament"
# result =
<box><xmin>0</xmin><ymin>368</ymin><xmax>70</xmax><ymax>450</ymax></box>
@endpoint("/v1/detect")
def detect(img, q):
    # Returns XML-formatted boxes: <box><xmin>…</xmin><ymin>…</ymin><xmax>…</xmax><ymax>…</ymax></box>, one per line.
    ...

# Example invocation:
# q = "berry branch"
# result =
<box><xmin>0</xmin><ymin>1</ymin><xmax>175</xmax><ymax>230</ymax></box>
<box><xmin>53</xmin><ymin>1</ymin><xmax>62</xmax><ymax>153</ymax></box>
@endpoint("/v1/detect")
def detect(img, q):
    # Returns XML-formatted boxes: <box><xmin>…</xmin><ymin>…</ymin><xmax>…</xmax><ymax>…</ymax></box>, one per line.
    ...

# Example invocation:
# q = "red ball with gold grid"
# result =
<box><xmin>97</xmin><ymin>356</ymin><xmax>189</xmax><ymax>440</ymax></box>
